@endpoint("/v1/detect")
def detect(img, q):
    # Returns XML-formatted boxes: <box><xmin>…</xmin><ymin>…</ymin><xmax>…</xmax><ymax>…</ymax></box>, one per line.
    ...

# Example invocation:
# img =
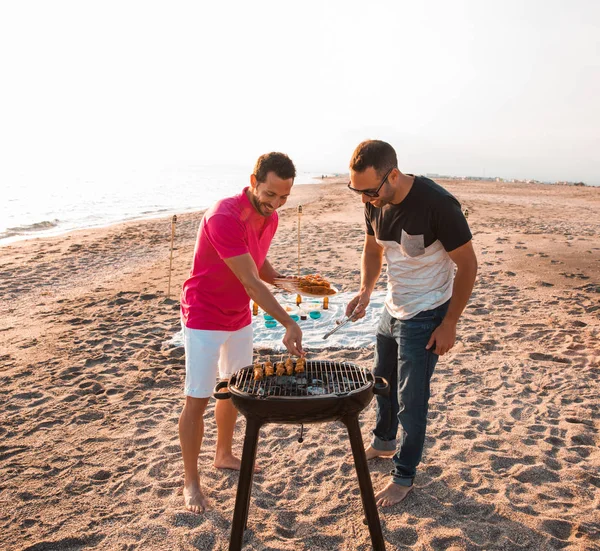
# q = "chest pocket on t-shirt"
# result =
<box><xmin>400</xmin><ymin>230</ymin><xmax>425</xmax><ymax>257</ymax></box>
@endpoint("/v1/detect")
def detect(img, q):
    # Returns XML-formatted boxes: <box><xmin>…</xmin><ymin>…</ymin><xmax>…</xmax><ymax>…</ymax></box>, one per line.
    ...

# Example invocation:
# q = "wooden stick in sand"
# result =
<box><xmin>167</xmin><ymin>214</ymin><xmax>177</xmax><ymax>298</ymax></box>
<box><xmin>296</xmin><ymin>205</ymin><xmax>302</xmax><ymax>305</ymax></box>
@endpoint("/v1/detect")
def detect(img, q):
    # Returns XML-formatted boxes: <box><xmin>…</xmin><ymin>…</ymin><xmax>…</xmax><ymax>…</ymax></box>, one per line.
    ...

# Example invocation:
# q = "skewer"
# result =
<box><xmin>275</xmin><ymin>353</ymin><xmax>285</xmax><ymax>376</ymax></box>
<box><xmin>253</xmin><ymin>359</ymin><xmax>264</xmax><ymax>381</ymax></box>
<box><xmin>285</xmin><ymin>355</ymin><xmax>294</xmax><ymax>376</ymax></box>
<box><xmin>275</xmin><ymin>360</ymin><xmax>285</xmax><ymax>376</ymax></box>
<box><xmin>295</xmin><ymin>356</ymin><xmax>306</xmax><ymax>374</ymax></box>
<box><xmin>264</xmin><ymin>354</ymin><xmax>274</xmax><ymax>377</ymax></box>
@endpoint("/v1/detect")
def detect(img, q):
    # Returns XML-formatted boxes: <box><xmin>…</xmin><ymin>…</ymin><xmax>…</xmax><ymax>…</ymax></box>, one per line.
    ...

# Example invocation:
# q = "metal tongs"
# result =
<box><xmin>322</xmin><ymin>305</ymin><xmax>358</xmax><ymax>340</ymax></box>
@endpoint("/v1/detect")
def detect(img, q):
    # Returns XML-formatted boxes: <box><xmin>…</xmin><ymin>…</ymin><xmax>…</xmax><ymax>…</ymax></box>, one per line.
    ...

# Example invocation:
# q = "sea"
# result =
<box><xmin>0</xmin><ymin>166</ymin><xmax>325</xmax><ymax>245</ymax></box>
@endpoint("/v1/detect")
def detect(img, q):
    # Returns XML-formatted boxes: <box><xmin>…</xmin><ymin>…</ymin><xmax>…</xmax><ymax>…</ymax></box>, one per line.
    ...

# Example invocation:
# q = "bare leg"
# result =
<box><xmin>365</xmin><ymin>445</ymin><xmax>396</xmax><ymax>460</ymax></box>
<box><xmin>375</xmin><ymin>481</ymin><xmax>413</xmax><ymax>507</ymax></box>
<box><xmin>179</xmin><ymin>396</ymin><xmax>211</xmax><ymax>513</ymax></box>
<box><xmin>212</xmin><ymin>399</ymin><xmax>261</xmax><ymax>472</ymax></box>
<box><xmin>213</xmin><ymin>398</ymin><xmax>243</xmax><ymax>470</ymax></box>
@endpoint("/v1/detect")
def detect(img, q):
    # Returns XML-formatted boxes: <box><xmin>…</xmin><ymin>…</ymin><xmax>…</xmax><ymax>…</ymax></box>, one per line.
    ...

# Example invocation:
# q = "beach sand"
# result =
<box><xmin>1</xmin><ymin>179</ymin><xmax>599</xmax><ymax>550</ymax></box>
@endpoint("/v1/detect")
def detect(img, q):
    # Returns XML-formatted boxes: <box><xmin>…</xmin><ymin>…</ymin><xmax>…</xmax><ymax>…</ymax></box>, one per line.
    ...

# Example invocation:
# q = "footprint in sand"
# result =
<box><xmin>513</xmin><ymin>465</ymin><xmax>560</xmax><ymax>484</ymax></box>
<box><xmin>91</xmin><ymin>469</ymin><xmax>112</xmax><ymax>483</ymax></box>
<box><xmin>529</xmin><ymin>352</ymin><xmax>571</xmax><ymax>364</ymax></box>
<box><xmin>22</xmin><ymin>535</ymin><xmax>105</xmax><ymax>550</ymax></box>
<box><xmin>430</xmin><ymin>536</ymin><xmax>465</xmax><ymax>551</ymax></box>
<box><xmin>539</xmin><ymin>519</ymin><xmax>574</xmax><ymax>541</ymax></box>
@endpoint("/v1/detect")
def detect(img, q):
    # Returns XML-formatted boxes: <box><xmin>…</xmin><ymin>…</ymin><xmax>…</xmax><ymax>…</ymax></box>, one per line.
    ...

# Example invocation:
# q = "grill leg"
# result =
<box><xmin>343</xmin><ymin>414</ymin><xmax>386</xmax><ymax>551</ymax></box>
<box><xmin>229</xmin><ymin>417</ymin><xmax>262</xmax><ymax>551</ymax></box>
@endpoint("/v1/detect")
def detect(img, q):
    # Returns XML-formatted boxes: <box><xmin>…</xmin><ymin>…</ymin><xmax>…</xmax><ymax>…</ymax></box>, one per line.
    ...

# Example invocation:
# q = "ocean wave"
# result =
<box><xmin>0</xmin><ymin>219</ymin><xmax>61</xmax><ymax>240</ymax></box>
<box><xmin>140</xmin><ymin>208</ymin><xmax>170</xmax><ymax>215</ymax></box>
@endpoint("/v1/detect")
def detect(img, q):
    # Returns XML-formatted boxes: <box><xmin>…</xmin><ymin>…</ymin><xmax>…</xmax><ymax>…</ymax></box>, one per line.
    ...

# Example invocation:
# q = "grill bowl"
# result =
<box><xmin>214</xmin><ymin>360</ymin><xmax>388</xmax><ymax>424</ymax></box>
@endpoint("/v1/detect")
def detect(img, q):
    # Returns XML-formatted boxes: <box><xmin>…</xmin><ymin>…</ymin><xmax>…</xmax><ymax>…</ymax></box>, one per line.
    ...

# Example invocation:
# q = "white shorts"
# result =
<box><xmin>182</xmin><ymin>323</ymin><xmax>253</xmax><ymax>398</ymax></box>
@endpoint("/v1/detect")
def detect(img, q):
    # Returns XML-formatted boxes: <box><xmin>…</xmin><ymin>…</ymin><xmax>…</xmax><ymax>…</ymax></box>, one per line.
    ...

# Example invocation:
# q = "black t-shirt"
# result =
<box><xmin>364</xmin><ymin>176</ymin><xmax>472</xmax><ymax>319</ymax></box>
<box><xmin>365</xmin><ymin>175</ymin><xmax>472</xmax><ymax>252</ymax></box>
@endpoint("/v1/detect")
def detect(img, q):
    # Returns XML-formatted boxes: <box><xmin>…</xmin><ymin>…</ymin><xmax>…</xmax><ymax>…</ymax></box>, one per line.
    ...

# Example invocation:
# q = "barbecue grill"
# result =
<box><xmin>214</xmin><ymin>359</ymin><xmax>389</xmax><ymax>551</ymax></box>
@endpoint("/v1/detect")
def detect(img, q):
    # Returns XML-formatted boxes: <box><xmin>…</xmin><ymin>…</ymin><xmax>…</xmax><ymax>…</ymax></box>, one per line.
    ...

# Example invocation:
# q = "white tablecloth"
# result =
<box><xmin>168</xmin><ymin>291</ymin><xmax>387</xmax><ymax>351</ymax></box>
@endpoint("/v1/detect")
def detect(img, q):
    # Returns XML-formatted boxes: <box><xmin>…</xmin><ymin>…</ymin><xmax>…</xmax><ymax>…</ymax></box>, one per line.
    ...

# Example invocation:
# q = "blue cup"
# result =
<box><xmin>309</xmin><ymin>311</ymin><xmax>321</xmax><ymax>320</ymax></box>
<box><xmin>263</xmin><ymin>314</ymin><xmax>274</xmax><ymax>321</ymax></box>
<box><xmin>290</xmin><ymin>314</ymin><xmax>300</xmax><ymax>322</ymax></box>
<box><xmin>265</xmin><ymin>320</ymin><xmax>277</xmax><ymax>328</ymax></box>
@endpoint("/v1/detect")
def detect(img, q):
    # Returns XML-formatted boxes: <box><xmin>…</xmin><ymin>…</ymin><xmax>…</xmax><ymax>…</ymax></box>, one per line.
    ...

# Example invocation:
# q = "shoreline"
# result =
<box><xmin>4</xmin><ymin>175</ymin><xmax>597</xmax><ymax>249</ymax></box>
<box><xmin>1</xmin><ymin>179</ymin><xmax>599</xmax><ymax>550</ymax></box>
<box><xmin>0</xmin><ymin>177</ymin><xmax>335</xmax><ymax>248</ymax></box>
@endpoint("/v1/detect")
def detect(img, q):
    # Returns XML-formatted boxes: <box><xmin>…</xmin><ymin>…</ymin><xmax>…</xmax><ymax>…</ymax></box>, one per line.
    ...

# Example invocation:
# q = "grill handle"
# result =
<box><xmin>373</xmin><ymin>376</ymin><xmax>389</xmax><ymax>397</ymax></box>
<box><xmin>214</xmin><ymin>380</ymin><xmax>231</xmax><ymax>400</ymax></box>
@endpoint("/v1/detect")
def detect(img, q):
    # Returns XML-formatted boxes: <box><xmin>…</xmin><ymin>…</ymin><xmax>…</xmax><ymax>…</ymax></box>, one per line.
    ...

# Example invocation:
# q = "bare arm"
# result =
<box><xmin>345</xmin><ymin>233</ymin><xmax>384</xmax><ymax>319</ymax></box>
<box><xmin>258</xmin><ymin>257</ymin><xmax>282</xmax><ymax>285</ymax></box>
<box><xmin>223</xmin><ymin>253</ymin><xmax>303</xmax><ymax>356</ymax></box>
<box><xmin>426</xmin><ymin>240</ymin><xmax>478</xmax><ymax>355</ymax></box>
<box><xmin>444</xmin><ymin>240</ymin><xmax>478</xmax><ymax>323</ymax></box>
<box><xmin>360</xmin><ymin>233</ymin><xmax>385</xmax><ymax>296</ymax></box>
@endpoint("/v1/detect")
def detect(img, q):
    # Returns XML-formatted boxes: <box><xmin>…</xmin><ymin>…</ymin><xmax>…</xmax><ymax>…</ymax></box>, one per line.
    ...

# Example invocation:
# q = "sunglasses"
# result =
<box><xmin>347</xmin><ymin>167</ymin><xmax>395</xmax><ymax>198</ymax></box>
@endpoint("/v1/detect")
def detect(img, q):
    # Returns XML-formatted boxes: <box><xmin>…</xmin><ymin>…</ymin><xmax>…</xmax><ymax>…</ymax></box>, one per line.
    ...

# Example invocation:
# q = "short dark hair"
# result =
<box><xmin>253</xmin><ymin>152</ymin><xmax>296</xmax><ymax>183</ymax></box>
<box><xmin>350</xmin><ymin>140</ymin><xmax>397</xmax><ymax>176</ymax></box>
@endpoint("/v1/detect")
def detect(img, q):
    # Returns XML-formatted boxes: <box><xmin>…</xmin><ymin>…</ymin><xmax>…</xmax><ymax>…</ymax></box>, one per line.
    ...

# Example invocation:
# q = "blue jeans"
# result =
<box><xmin>371</xmin><ymin>301</ymin><xmax>449</xmax><ymax>487</ymax></box>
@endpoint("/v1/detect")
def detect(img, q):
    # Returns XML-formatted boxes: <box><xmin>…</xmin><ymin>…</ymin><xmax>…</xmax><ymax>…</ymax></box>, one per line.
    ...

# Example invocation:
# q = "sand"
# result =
<box><xmin>0</xmin><ymin>179</ymin><xmax>599</xmax><ymax>551</ymax></box>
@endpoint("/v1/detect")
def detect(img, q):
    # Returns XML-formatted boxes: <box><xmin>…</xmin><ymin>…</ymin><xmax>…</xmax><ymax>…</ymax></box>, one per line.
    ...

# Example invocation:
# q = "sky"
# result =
<box><xmin>1</xmin><ymin>0</ymin><xmax>599</xmax><ymax>188</ymax></box>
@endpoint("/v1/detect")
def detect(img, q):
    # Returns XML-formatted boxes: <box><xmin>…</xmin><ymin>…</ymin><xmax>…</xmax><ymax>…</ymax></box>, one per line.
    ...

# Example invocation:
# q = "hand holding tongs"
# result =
<box><xmin>322</xmin><ymin>305</ymin><xmax>358</xmax><ymax>340</ymax></box>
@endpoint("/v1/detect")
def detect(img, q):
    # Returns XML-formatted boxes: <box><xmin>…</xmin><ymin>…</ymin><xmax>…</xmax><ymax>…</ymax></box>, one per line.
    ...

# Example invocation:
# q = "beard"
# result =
<box><xmin>258</xmin><ymin>203</ymin><xmax>274</xmax><ymax>216</ymax></box>
<box><xmin>370</xmin><ymin>198</ymin><xmax>388</xmax><ymax>208</ymax></box>
<box><xmin>249</xmin><ymin>194</ymin><xmax>274</xmax><ymax>216</ymax></box>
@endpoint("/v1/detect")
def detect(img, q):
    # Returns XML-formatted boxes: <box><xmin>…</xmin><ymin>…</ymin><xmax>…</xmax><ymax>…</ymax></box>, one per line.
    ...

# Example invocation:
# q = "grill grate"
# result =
<box><xmin>231</xmin><ymin>360</ymin><xmax>370</xmax><ymax>398</ymax></box>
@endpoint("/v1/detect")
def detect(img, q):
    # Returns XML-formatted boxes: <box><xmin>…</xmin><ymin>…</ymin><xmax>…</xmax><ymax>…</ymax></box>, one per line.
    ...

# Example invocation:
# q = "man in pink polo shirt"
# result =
<box><xmin>179</xmin><ymin>152</ymin><xmax>304</xmax><ymax>513</ymax></box>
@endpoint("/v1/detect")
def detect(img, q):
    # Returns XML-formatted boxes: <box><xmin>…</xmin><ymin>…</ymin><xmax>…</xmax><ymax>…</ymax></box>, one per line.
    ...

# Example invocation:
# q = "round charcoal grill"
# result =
<box><xmin>214</xmin><ymin>360</ymin><xmax>389</xmax><ymax>551</ymax></box>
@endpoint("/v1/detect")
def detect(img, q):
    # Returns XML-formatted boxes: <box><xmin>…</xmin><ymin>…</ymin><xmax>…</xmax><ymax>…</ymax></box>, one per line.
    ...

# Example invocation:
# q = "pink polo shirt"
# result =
<box><xmin>180</xmin><ymin>188</ymin><xmax>278</xmax><ymax>331</ymax></box>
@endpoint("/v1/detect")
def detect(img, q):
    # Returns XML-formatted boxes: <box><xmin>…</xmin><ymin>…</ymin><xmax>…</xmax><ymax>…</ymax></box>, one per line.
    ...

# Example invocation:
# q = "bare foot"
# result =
<box><xmin>214</xmin><ymin>453</ymin><xmax>261</xmax><ymax>473</ymax></box>
<box><xmin>365</xmin><ymin>445</ymin><xmax>396</xmax><ymax>461</ymax></box>
<box><xmin>183</xmin><ymin>483</ymin><xmax>211</xmax><ymax>514</ymax></box>
<box><xmin>375</xmin><ymin>481</ymin><xmax>413</xmax><ymax>507</ymax></box>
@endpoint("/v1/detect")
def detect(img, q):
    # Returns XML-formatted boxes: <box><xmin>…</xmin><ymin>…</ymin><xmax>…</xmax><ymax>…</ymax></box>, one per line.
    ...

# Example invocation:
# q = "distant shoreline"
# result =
<box><xmin>319</xmin><ymin>174</ymin><xmax>597</xmax><ymax>187</ymax></box>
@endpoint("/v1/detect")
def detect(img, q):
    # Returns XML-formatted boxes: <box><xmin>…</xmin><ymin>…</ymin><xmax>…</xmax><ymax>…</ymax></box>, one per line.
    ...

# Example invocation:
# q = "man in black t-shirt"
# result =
<box><xmin>345</xmin><ymin>140</ymin><xmax>478</xmax><ymax>507</ymax></box>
